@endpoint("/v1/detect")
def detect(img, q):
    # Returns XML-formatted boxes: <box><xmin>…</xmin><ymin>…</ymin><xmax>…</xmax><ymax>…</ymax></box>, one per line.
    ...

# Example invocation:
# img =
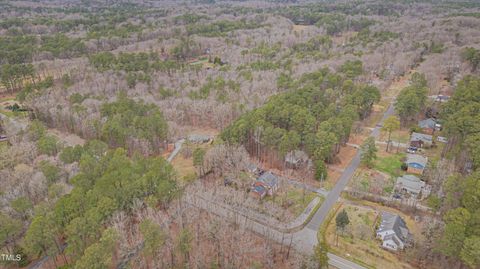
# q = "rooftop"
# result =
<box><xmin>258</xmin><ymin>172</ymin><xmax>279</xmax><ymax>187</ymax></box>
<box><xmin>187</xmin><ymin>134</ymin><xmax>212</xmax><ymax>143</ymax></box>
<box><xmin>406</xmin><ymin>154</ymin><xmax>428</xmax><ymax>167</ymax></box>
<box><xmin>396</xmin><ymin>174</ymin><xmax>425</xmax><ymax>194</ymax></box>
<box><xmin>410</xmin><ymin>132</ymin><xmax>432</xmax><ymax>143</ymax></box>
<box><xmin>418</xmin><ymin>118</ymin><xmax>437</xmax><ymax>129</ymax></box>
<box><xmin>377</xmin><ymin>212</ymin><xmax>410</xmax><ymax>242</ymax></box>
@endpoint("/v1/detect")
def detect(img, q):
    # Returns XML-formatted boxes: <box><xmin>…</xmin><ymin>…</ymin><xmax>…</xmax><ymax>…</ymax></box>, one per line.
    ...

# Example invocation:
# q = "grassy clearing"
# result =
<box><xmin>171</xmin><ymin>153</ymin><xmax>197</xmax><ymax>184</ymax></box>
<box><xmin>0</xmin><ymin>141</ymin><xmax>9</xmax><ymax>152</ymax></box>
<box><xmin>171</xmin><ymin>142</ymin><xmax>213</xmax><ymax>185</ymax></box>
<box><xmin>268</xmin><ymin>186</ymin><xmax>322</xmax><ymax>217</ymax></box>
<box><xmin>0</xmin><ymin>98</ymin><xmax>28</xmax><ymax>118</ymax></box>
<box><xmin>374</xmin><ymin>152</ymin><xmax>405</xmax><ymax>177</ymax></box>
<box><xmin>351</xmin><ymin>168</ymin><xmax>395</xmax><ymax>196</ymax></box>
<box><xmin>379</xmin><ymin>129</ymin><xmax>410</xmax><ymax>144</ymax></box>
<box><xmin>189</xmin><ymin>57</ymin><xmax>215</xmax><ymax>69</ymax></box>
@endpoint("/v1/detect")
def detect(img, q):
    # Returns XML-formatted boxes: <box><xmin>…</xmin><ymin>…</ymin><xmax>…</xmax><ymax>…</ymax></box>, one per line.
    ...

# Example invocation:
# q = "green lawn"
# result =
<box><xmin>268</xmin><ymin>187</ymin><xmax>323</xmax><ymax>217</ymax></box>
<box><xmin>0</xmin><ymin>141</ymin><xmax>9</xmax><ymax>152</ymax></box>
<box><xmin>374</xmin><ymin>153</ymin><xmax>405</xmax><ymax>177</ymax></box>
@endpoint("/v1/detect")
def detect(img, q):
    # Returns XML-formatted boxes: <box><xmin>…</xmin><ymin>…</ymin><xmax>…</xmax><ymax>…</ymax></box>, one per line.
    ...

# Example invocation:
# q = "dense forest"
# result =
<box><xmin>1</xmin><ymin>0</ymin><xmax>480</xmax><ymax>268</ymax></box>
<box><xmin>222</xmin><ymin>66</ymin><xmax>379</xmax><ymax>179</ymax></box>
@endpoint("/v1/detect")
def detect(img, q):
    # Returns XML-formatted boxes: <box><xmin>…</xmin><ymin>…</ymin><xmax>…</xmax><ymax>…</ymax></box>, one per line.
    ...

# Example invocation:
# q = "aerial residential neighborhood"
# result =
<box><xmin>1</xmin><ymin>0</ymin><xmax>480</xmax><ymax>269</ymax></box>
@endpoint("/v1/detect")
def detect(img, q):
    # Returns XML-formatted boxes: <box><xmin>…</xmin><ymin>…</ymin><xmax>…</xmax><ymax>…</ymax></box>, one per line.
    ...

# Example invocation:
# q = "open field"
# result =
<box><xmin>268</xmin><ymin>186</ymin><xmax>323</xmax><ymax>217</ymax></box>
<box><xmin>374</xmin><ymin>152</ymin><xmax>406</xmax><ymax>178</ymax></box>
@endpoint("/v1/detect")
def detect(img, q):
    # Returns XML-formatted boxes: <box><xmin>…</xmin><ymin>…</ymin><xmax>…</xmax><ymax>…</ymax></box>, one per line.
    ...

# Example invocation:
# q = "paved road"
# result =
<box><xmin>328</xmin><ymin>254</ymin><xmax>367</xmax><ymax>269</ymax></box>
<box><xmin>305</xmin><ymin>102</ymin><xmax>395</xmax><ymax>231</ymax></box>
<box><xmin>183</xmin><ymin>191</ymin><xmax>366</xmax><ymax>269</ymax></box>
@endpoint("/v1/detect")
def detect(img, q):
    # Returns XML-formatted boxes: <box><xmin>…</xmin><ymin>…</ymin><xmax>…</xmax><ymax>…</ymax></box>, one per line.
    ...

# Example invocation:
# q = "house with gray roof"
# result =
<box><xmin>187</xmin><ymin>134</ymin><xmax>213</xmax><ymax>144</ymax></box>
<box><xmin>376</xmin><ymin>212</ymin><xmax>412</xmax><ymax>251</ymax></box>
<box><xmin>410</xmin><ymin>132</ymin><xmax>433</xmax><ymax>148</ymax></box>
<box><xmin>256</xmin><ymin>171</ymin><xmax>279</xmax><ymax>195</ymax></box>
<box><xmin>418</xmin><ymin>118</ymin><xmax>436</xmax><ymax>129</ymax></box>
<box><xmin>395</xmin><ymin>174</ymin><xmax>430</xmax><ymax>198</ymax></box>
<box><xmin>418</xmin><ymin>118</ymin><xmax>440</xmax><ymax>134</ymax></box>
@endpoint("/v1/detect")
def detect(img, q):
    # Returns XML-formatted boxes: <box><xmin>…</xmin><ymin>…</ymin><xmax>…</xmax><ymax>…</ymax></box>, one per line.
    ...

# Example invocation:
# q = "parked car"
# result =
<box><xmin>406</xmin><ymin>147</ymin><xmax>418</xmax><ymax>153</ymax></box>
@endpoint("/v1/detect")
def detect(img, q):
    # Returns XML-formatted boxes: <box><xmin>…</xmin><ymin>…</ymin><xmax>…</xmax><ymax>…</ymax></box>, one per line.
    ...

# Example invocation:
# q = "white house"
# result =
<box><xmin>376</xmin><ymin>212</ymin><xmax>411</xmax><ymax>251</ymax></box>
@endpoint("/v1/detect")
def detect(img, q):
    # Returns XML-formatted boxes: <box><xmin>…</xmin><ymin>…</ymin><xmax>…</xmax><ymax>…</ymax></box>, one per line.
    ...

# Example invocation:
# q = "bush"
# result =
<box><xmin>69</xmin><ymin>93</ymin><xmax>85</xmax><ymax>104</ymax></box>
<box><xmin>13</xmin><ymin>245</ymin><xmax>30</xmax><ymax>267</ymax></box>
<box><xmin>315</xmin><ymin>160</ymin><xmax>328</xmax><ymax>181</ymax></box>
<box><xmin>427</xmin><ymin>195</ymin><xmax>441</xmax><ymax>210</ymax></box>
<box><xmin>39</xmin><ymin>160</ymin><xmax>61</xmax><ymax>185</ymax></box>
<box><xmin>37</xmin><ymin>135</ymin><xmax>60</xmax><ymax>156</ymax></box>
<box><xmin>27</xmin><ymin>120</ymin><xmax>46</xmax><ymax>141</ymax></box>
<box><xmin>60</xmin><ymin>145</ymin><xmax>84</xmax><ymax>164</ymax></box>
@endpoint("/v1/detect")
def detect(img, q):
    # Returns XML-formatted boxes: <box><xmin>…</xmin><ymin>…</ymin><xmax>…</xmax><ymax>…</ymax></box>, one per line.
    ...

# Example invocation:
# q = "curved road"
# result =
<box><xmin>182</xmin><ymin>102</ymin><xmax>397</xmax><ymax>269</ymax></box>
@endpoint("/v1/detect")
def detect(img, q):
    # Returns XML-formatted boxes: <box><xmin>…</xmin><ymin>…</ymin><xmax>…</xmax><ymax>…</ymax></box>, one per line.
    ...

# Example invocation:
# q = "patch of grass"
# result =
<box><xmin>268</xmin><ymin>187</ymin><xmax>322</xmax><ymax>217</ymax></box>
<box><xmin>0</xmin><ymin>141</ymin><xmax>9</xmax><ymax>152</ymax></box>
<box><xmin>391</xmin><ymin>129</ymin><xmax>410</xmax><ymax>143</ymax></box>
<box><xmin>171</xmin><ymin>154</ymin><xmax>196</xmax><ymax>182</ymax></box>
<box><xmin>374</xmin><ymin>153</ymin><xmax>405</xmax><ymax>177</ymax></box>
